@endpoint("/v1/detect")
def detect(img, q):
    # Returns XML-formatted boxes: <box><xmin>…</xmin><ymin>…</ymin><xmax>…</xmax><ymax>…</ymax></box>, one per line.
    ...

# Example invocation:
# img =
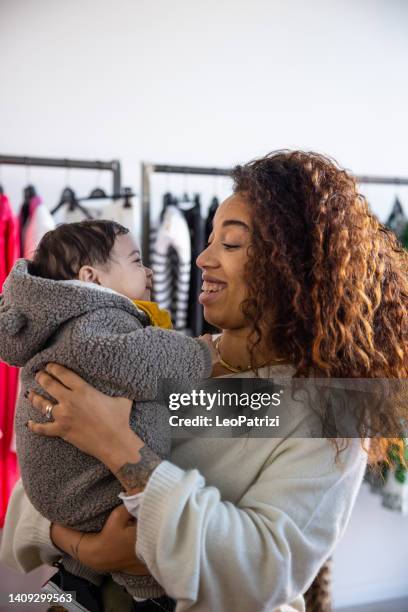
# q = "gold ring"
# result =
<box><xmin>45</xmin><ymin>403</ymin><xmax>54</xmax><ymax>420</ymax></box>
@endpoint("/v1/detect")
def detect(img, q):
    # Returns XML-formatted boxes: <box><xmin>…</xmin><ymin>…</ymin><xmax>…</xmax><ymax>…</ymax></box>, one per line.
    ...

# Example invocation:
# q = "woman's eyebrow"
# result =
<box><xmin>221</xmin><ymin>220</ymin><xmax>249</xmax><ymax>230</ymax></box>
<box><xmin>128</xmin><ymin>249</ymin><xmax>141</xmax><ymax>258</ymax></box>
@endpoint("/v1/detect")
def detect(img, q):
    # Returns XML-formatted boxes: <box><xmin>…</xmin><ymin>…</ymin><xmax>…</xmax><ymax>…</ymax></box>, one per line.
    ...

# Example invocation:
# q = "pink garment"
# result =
<box><xmin>0</xmin><ymin>193</ymin><xmax>20</xmax><ymax>527</ymax></box>
<box><xmin>19</xmin><ymin>195</ymin><xmax>41</xmax><ymax>254</ymax></box>
<box><xmin>19</xmin><ymin>195</ymin><xmax>55</xmax><ymax>259</ymax></box>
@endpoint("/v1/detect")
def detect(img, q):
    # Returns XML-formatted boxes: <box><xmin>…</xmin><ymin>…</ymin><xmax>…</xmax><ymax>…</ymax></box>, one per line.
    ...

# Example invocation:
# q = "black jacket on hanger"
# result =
<box><xmin>202</xmin><ymin>197</ymin><xmax>220</xmax><ymax>335</ymax></box>
<box><xmin>179</xmin><ymin>194</ymin><xmax>205</xmax><ymax>336</ymax></box>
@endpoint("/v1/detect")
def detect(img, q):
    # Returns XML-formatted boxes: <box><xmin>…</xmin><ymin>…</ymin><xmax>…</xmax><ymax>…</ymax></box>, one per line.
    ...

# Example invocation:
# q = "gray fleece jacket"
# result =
<box><xmin>0</xmin><ymin>259</ymin><xmax>211</xmax><ymax>598</ymax></box>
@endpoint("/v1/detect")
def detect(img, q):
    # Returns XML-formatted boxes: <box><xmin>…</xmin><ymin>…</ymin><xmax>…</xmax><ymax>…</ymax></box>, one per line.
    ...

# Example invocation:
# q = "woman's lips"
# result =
<box><xmin>199</xmin><ymin>280</ymin><xmax>227</xmax><ymax>305</ymax></box>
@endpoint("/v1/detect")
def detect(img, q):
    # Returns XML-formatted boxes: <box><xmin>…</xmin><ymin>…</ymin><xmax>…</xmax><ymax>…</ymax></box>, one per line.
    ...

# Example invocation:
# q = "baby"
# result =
<box><xmin>0</xmin><ymin>220</ymin><xmax>213</xmax><ymax>601</ymax></box>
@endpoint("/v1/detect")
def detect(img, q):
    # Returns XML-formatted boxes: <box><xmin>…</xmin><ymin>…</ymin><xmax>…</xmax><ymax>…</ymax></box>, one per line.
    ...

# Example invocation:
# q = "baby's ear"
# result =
<box><xmin>78</xmin><ymin>265</ymin><xmax>99</xmax><ymax>284</ymax></box>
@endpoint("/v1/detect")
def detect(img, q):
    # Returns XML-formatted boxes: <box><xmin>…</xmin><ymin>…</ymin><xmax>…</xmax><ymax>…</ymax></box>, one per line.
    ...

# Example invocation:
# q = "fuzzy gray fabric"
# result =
<box><xmin>0</xmin><ymin>259</ymin><xmax>212</xmax><ymax>599</ymax></box>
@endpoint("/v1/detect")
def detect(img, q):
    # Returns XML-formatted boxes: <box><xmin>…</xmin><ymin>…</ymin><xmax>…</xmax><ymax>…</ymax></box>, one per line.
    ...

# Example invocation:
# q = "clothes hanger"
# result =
<box><xmin>178</xmin><ymin>191</ymin><xmax>196</xmax><ymax>211</ymax></box>
<box><xmin>51</xmin><ymin>187</ymin><xmax>93</xmax><ymax>219</ymax></box>
<box><xmin>163</xmin><ymin>192</ymin><xmax>176</xmax><ymax>207</ymax></box>
<box><xmin>21</xmin><ymin>184</ymin><xmax>37</xmax><ymax>212</ymax></box>
<box><xmin>18</xmin><ymin>184</ymin><xmax>38</xmax><ymax>236</ymax></box>
<box><xmin>78</xmin><ymin>187</ymin><xmax>136</xmax><ymax>203</ymax></box>
<box><xmin>88</xmin><ymin>187</ymin><xmax>107</xmax><ymax>199</ymax></box>
<box><xmin>77</xmin><ymin>187</ymin><xmax>109</xmax><ymax>203</ymax></box>
<box><xmin>23</xmin><ymin>184</ymin><xmax>37</xmax><ymax>204</ymax></box>
<box><xmin>160</xmin><ymin>192</ymin><xmax>177</xmax><ymax>220</ymax></box>
<box><xmin>121</xmin><ymin>186</ymin><xmax>133</xmax><ymax>209</ymax></box>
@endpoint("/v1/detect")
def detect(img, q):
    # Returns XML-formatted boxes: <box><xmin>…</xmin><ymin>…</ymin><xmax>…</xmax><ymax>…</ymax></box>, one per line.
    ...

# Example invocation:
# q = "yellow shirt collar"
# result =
<box><xmin>133</xmin><ymin>300</ymin><xmax>173</xmax><ymax>329</ymax></box>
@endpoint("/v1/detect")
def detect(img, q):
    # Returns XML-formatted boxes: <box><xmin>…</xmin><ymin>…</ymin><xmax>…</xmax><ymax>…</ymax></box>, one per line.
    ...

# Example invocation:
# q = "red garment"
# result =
<box><xmin>0</xmin><ymin>193</ymin><xmax>20</xmax><ymax>527</ymax></box>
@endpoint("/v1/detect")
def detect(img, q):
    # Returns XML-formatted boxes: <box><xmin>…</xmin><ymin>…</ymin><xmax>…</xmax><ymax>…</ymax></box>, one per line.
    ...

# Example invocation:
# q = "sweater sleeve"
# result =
<box><xmin>70</xmin><ymin>313</ymin><xmax>212</xmax><ymax>400</ymax></box>
<box><xmin>136</xmin><ymin>439</ymin><xmax>367</xmax><ymax>612</ymax></box>
<box><xmin>0</xmin><ymin>480</ymin><xmax>61</xmax><ymax>572</ymax></box>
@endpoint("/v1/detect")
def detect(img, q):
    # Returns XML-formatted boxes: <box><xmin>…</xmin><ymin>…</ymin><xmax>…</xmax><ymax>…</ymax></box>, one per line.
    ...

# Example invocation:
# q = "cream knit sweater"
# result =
<box><xmin>0</xmin><ymin>365</ymin><xmax>367</xmax><ymax>611</ymax></box>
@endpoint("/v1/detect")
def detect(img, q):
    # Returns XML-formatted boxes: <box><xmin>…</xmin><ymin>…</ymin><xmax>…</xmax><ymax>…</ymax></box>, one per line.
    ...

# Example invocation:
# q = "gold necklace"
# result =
<box><xmin>214</xmin><ymin>336</ymin><xmax>288</xmax><ymax>373</ymax></box>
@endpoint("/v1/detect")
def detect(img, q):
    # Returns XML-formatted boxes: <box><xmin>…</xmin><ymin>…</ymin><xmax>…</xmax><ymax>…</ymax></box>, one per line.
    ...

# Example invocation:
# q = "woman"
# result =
<box><xmin>2</xmin><ymin>150</ymin><xmax>407</xmax><ymax>611</ymax></box>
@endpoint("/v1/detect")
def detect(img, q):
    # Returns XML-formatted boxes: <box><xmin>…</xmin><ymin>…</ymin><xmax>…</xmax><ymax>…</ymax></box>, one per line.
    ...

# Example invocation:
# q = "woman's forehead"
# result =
<box><xmin>213</xmin><ymin>194</ymin><xmax>251</xmax><ymax>228</ymax></box>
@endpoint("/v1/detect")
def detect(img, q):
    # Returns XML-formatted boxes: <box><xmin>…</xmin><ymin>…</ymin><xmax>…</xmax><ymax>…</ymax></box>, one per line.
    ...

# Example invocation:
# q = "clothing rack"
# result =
<box><xmin>141</xmin><ymin>162</ymin><xmax>408</xmax><ymax>261</ymax></box>
<box><xmin>141</xmin><ymin>163</ymin><xmax>232</xmax><ymax>262</ymax></box>
<box><xmin>0</xmin><ymin>154</ymin><xmax>122</xmax><ymax>194</ymax></box>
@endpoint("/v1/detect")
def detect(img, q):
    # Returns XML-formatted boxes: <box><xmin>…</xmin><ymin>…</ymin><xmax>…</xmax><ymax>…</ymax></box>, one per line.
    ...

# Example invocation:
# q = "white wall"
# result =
<box><xmin>1</xmin><ymin>0</ymin><xmax>408</xmax><ymax>220</ymax></box>
<box><xmin>333</xmin><ymin>484</ymin><xmax>408</xmax><ymax>608</ymax></box>
<box><xmin>1</xmin><ymin>0</ymin><xmax>408</xmax><ymax>608</ymax></box>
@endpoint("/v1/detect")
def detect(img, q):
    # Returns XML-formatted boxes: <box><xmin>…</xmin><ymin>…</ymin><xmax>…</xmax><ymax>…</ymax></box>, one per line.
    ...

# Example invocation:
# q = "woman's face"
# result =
<box><xmin>197</xmin><ymin>193</ymin><xmax>251</xmax><ymax>329</ymax></box>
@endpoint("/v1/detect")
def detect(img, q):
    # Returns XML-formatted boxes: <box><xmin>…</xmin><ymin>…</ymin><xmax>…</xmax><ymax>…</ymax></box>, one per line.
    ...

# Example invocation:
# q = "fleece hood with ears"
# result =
<box><xmin>0</xmin><ymin>258</ymin><xmax>146</xmax><ymax>367</ymax></box>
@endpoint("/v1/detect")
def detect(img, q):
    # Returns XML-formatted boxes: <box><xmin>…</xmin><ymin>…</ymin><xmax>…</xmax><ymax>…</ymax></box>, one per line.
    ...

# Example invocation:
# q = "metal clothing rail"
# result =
<box><xmin>356</xmin><ymin>175</ymin><xmax>408</xmax><ymax>186</ymax></box>
<box><xmin>0</xmin><ymin>154</ymin><xmax>122</xmax><ymax>194</ymax></box>
<box><xmin>141</xmin><ymin>162</ymin><xmax>408</xmax><ymax>261</ymax></box>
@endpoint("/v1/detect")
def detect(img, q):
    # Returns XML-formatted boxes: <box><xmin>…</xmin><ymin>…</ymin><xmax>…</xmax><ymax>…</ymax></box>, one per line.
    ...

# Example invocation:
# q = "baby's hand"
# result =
<box><xmin>198</xmin><ymin>333</ymin><xmax>219</xmax><ymax>367</ymax></box>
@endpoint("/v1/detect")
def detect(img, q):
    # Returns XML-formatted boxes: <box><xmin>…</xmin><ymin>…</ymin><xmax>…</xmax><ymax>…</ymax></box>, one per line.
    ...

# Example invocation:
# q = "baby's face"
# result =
<box><xmin>98</xmin><ymin>233</ymin><xmax>152</xmax><ymax>301</ymax></box>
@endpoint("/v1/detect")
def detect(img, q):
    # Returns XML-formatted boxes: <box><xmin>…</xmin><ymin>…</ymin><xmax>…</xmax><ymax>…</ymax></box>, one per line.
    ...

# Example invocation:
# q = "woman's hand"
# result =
<box><xmin>52</xmin><ymin>505</ymin><xmax>150</xmax><ymax>575</ymax></box>
<box><xmin>28</xmin><ymin>364</ymin><xmax>162</xmax><ymax>493</ymax></box>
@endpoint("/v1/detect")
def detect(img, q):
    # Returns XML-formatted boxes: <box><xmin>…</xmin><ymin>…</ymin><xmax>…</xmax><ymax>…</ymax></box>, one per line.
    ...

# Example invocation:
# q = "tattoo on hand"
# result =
<box><xmin>116</xmin><ymin>445</ymin><xmax>162</xmax><ymax>491</ymax></box>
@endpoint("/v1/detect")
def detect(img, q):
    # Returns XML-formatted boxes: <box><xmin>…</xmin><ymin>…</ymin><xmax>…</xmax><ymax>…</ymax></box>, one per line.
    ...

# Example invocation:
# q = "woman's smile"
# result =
<box><xmin>199</xmin><ymin>283</ymin><xmax>227</xmax><ymax>304</ymax></box>
<box><xmin>199</xmin><ymin>274</ymin><xmax>228</xmax><ymax>304</ymax></box>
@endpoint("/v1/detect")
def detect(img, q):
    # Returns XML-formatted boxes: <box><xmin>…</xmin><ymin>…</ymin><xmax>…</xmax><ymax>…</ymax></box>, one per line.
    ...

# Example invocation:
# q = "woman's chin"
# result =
<box><xmin>202</xmin><ymin>306</ymin><xmax>227</xmax><ymax>330</ymax></box>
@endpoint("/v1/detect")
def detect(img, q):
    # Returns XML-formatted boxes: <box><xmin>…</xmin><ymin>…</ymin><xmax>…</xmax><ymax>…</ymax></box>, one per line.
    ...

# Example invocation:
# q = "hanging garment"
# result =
<box><xmin>151</xmin><ymin>205</ymin><xmax>191</xmax><ymax>331</ymax></box>
<box><xmin>202</xmin><ymin>197</ymin><xmax>220</xmax><ymax>335</ymax></box>
<box><xmin>150</xmin><ymin>195</ymin><xmax>182</xmax><ymax>324</ymax></box>
<box><xmin>205</xmin><ymin>196</ymin><xmax>219</xmax><ymax>243</ymax></box>
<box><xmin>20</xmin><ymin>195</ymin><xmax>55</xmax><ymax>258</ymax></box>
<box><xmin>148</xmin><ymin>193</ymin><xmax>178</xmax><ymax>285</ymax></box>
<box><xmin>99</xmin><ymin>198</ymin><xmax>140</xmax><ymax>241</ymax></box>
<box><xmin>0</xmin><ymin>194</ymin><xmax>20</xmax><ymax>290</ymax></box>
<box><xmin>51</xmin><ymin>187</ymin><xmax>91</xmax><ymax>224</ymax></box>
<box><xmin>386</xmin><ymin>196</ymin><xmax>407</xmax><ymax>240</ymax></box>
<box><xmin>0</xmin><ymin>193</ymin><xmax>20</xmax><ymax>527</ymax></box>
<box><xmin>179</xmin><ymin>195</ymin><xmax>205</xmax><ymax>336</ymax></box>
<box><xmin>54</xmin><ymin>195</ymin><xmax>140</xmax><ymax>242</ymax></box>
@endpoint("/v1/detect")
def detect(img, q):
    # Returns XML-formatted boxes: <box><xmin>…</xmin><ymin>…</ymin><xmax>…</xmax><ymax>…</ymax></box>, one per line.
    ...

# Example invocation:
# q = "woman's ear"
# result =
<box><xmin>78</xmin><ymin>265</ymin><xmax>101</xmax><ymax>284</ymax></box>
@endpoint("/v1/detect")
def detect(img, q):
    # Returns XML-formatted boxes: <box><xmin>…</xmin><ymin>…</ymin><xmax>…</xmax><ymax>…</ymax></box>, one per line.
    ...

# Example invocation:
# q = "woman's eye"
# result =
<box><xmin>222</xmin><ymin>243</ymin><xmax>240</xmax><ymax>250</ymax></box>
<box><xmin>205</xmin><ymin>239</ymin><xmax>240</xmax><ymax>249</ymax></box>
<box><xmin>133</xmin><ymin>259</ymin><xmax>142</xmax><ymax>265</ymax></box>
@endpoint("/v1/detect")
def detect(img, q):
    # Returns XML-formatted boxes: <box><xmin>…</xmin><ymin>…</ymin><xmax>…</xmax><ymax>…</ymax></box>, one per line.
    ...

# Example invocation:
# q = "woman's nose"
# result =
<box><xmin>144</xmin><ymin>266</ymin><xmax>153</xmax><ymax>278</ymax></box>
<box><xmin>196</xmin><ymin>244</ymin><xmax>218</xmax><ymax>270</ymax></box>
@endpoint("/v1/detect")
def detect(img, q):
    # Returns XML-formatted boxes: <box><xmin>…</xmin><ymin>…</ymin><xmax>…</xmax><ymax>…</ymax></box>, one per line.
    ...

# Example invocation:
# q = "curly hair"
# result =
<box><xmin>232</xmin><ymin>150</ymin><xmax>408</xmax><ymax>463</ymax></box>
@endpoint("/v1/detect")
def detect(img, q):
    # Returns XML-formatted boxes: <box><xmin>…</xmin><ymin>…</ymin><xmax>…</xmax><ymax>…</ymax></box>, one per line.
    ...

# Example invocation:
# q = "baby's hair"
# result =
<box><xmin>30</xmin><ymin>219</ymin><xmax>130</xmax><ymax>280</ymax></box>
